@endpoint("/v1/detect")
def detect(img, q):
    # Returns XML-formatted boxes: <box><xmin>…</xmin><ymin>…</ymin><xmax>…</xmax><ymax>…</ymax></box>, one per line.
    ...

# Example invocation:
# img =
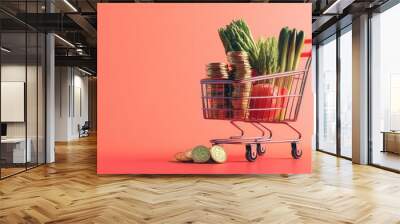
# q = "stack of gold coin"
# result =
<box><xmin>226</xmin><ymin>51</ymin><xmax>252</xmax><ymax>119</ymax></box>
<box><xmin>206</xmin><ymin>62</ymin><xmax>229</xmax><ymax>79</ymax></box>
<box><xmin>231</xmin><ymin>83</ymin><xmax>251</xmax><ymax>119</ymax></box>
<box><xmin>206</xmin><ymin>62</ymin><xmax>229</xmax><ymax>119</ymax></box>
<box><xmin>207</xmin><ymin>83</ymin><xmax>227</xmax><ymax>119</ymax></box>
<box><xmin>227</xmin><ymin>51</ymin><xmax>252</xmax><ymax>80</ymax></box>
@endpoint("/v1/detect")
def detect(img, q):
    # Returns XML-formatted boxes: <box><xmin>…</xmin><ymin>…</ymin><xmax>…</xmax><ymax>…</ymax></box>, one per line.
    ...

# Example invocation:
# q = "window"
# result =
<box><xmin>316</xmin><ymin>24</ymin><xmax>353</xmax><ymax>159</ymax></box>
<box><xmin>317</xmin><ymin>35</ymin><xmax>337</xmax><ymax>154</ymax></box>
<box><xmin>370</xmin><ymin>3</ymin><xmax>400</xmax><ymax>171</ymax></box>
<box><xmin>339</xmin><ymin>27</ymin><xmax>352</xmax><ymax>158</ymax></box>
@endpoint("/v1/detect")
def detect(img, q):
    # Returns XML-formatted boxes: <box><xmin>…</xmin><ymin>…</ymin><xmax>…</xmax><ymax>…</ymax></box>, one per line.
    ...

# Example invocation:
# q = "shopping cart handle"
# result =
<box><xmin>301</xmin><ymin>51</ymin><xmax>312</xmax><ymax>58</ymax></box>
<box><xmin>300</xmin><ymin>39</ymin><xmax>312</xmax><ymax>58</ymax></box>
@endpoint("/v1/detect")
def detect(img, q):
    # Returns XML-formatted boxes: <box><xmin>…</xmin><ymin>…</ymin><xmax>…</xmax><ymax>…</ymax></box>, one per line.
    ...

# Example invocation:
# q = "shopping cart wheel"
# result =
<box><xmin>256</xmin><ymin>143</ymin><xmax>266</xmax><ymax>156</ymax></box>
<box><xmin>245</xmin><ymin>144</ymin><xmax>257</xmax><ymax>162</ymax></box>
<box><xmin>291</xmin><ymin>142</ymin><xmax>302</xmax><ymax>159</ymax></box>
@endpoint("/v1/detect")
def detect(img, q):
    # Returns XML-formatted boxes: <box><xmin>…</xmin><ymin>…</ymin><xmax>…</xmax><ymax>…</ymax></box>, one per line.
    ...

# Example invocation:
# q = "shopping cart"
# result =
<box><xmin>200</xmin><ymin>41</ymin><xmax>311</xmax><ymax>162</ymax></box>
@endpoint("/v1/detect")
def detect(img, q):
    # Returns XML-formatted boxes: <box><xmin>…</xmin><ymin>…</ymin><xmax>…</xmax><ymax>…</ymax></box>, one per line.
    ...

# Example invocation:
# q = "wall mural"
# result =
<box><xmin>98</xmin><ymin>3</ymin><xmax>312</xmax><ymax>174</ymax></box>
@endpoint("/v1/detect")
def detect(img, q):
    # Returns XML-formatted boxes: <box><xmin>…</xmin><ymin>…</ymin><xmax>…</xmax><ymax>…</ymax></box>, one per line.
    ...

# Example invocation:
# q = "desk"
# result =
<box><xmin>1</xmin><ymin>138</ymin><xmax>31</xmax><ymax>163</ymax></box>
<box><xmin>382</xmin><ymin>131</ymin><xmax>400</xmax><ymax>154</ymax></box>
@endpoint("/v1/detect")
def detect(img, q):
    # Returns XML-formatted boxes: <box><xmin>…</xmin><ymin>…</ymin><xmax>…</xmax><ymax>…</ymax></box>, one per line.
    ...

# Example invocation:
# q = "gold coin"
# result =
<box><xmin>192</xmin><ymin>145</ymin><xmax>211</xmax><ymax>163</ymax></box>
<box><xmin>210</xmin><ymin>145</ymin><xmax>227</xmax><ymax>163</ymax></box>
<box><xmin>175</xmin><ymin>152</ymin><xmax>192</xmax><ymax>162</ymax></box>
<box><xmin>184</xmin><ymin>149</ymin><xmax>192</xmax><ymax>159</ymax></box>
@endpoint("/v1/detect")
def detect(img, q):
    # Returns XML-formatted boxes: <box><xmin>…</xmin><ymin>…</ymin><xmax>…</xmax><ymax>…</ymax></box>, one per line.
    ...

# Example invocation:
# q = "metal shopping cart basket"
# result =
<box><xmin>200</xmin><ymin>46</ymin><xmax>311</xmax><ymax>162</ymax></box>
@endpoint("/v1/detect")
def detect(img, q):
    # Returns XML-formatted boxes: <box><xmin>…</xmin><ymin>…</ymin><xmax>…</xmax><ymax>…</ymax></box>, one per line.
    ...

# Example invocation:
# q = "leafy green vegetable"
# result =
<box><xmin>277</xmin><ymin>27</ymin><xmax>290</xmax><ymax>73</ymax></box>
<box><xmin>292</xmin><ymin>30</ymin><xmax>305</xmax><ymax>71</ymax></box>
<box><xmin>286</xmin><ymin>29</ymin><xmax>297</xmax><ymax>72</ymax></box>
<box><xmin>218</xmin><ymin>19</ymin><xmax>258</xmax><ymax>68</ymax></box>
<box><xmin>255</xmin><ymin>37</ymin><xmax>278</xmax><ymax>75</ymax></box>
<box><xmin>218</xmin><ymin>21</ymin><xmax>305</xmax><ymax>77</ymax></box>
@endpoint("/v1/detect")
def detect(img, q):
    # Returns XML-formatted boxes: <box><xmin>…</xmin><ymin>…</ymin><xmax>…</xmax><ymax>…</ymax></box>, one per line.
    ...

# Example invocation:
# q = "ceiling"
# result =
<box><xmin>0</xmin><ymin>0</ymin><xmax>396</xmax><ymax>74</ymax></box>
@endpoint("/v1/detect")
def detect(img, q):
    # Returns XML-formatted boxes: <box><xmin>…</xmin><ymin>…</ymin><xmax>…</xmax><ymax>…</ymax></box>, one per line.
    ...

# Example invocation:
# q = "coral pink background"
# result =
<box><xmin>97</xmin><ymin>3</ymin><xmax>312</xmax><ymax>174</ymax></box>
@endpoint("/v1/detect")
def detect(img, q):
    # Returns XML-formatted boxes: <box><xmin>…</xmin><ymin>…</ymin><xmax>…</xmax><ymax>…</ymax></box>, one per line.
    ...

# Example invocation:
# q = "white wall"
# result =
<box><xmin>1</xmin><ymin>65</ymin><xmax>26</xmax><ymax>140</ymax></box>
<box><xmin>1</xmin><ymin>64</ymin><xmax>46</xmax><ymax>164</ymax></box>
<box><xmin>55</xmin><ymin>67</ymin><xmax>70</xmax><ymax>141</ymax></box>
<box><xmin>1</xmin><ymin>65</ymin><xmax>40</xmax><ymax>137</ymax></box>
<box><xmin>72</xmin><ymin>73</ymin><xmax>89</xmax><ymax>138</ymax></box>
<box><xmin>55</xmin><ymin>67</ymin><xmax>89</xmax><ymax>141</ymax></box>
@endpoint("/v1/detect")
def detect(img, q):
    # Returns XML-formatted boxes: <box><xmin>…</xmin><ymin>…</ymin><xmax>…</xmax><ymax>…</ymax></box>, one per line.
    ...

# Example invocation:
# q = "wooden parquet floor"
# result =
<box><xmin>1</xmin><ymin>135</ymin><xmax>400</xmax><ymax>224</ymax></box>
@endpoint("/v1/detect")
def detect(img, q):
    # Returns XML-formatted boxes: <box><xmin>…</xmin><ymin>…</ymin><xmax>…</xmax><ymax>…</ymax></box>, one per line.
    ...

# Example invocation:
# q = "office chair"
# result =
<box><xmin>79</xmin><ymin>121</ymin><xmax>90</xmax><ymax>138</ymax></box>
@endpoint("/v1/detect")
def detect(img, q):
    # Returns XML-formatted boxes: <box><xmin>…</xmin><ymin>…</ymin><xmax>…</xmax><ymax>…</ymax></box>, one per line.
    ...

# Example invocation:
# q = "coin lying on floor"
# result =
<box><xmin>210</xmin><ymin>145</ymin><xmax>227</xmax><ymax>163</ymax></box>
<box><xmin>174</xmin><ymin>152</ymin><xmax>192</xmax><ymax>162</ymax></box>
<box><xmin>184</xmin><ymin>149</ymin><xmax>192</xmax><ymax>160</ymax></box>
<box><xmin>192</xmin><ymin>145</ymin><xmax>211</xmax><ymax>163</ymax></box>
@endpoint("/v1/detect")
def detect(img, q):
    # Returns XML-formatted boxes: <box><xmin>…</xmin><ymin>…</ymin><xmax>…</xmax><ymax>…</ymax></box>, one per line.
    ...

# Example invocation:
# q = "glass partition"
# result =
<box><xmin>0</xmin><ymin>1</ymin><xmax>46</xmax><ymax>179</ymax></box>
<box><xmin>27</xmin><ymin>31</ymin><xmax>38</xmax><ymax>169</ymax></box>
<box><xmin>0</xmin><ymin>31</ymin><xmax>28</xmax><ymax>177</ymax></box>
